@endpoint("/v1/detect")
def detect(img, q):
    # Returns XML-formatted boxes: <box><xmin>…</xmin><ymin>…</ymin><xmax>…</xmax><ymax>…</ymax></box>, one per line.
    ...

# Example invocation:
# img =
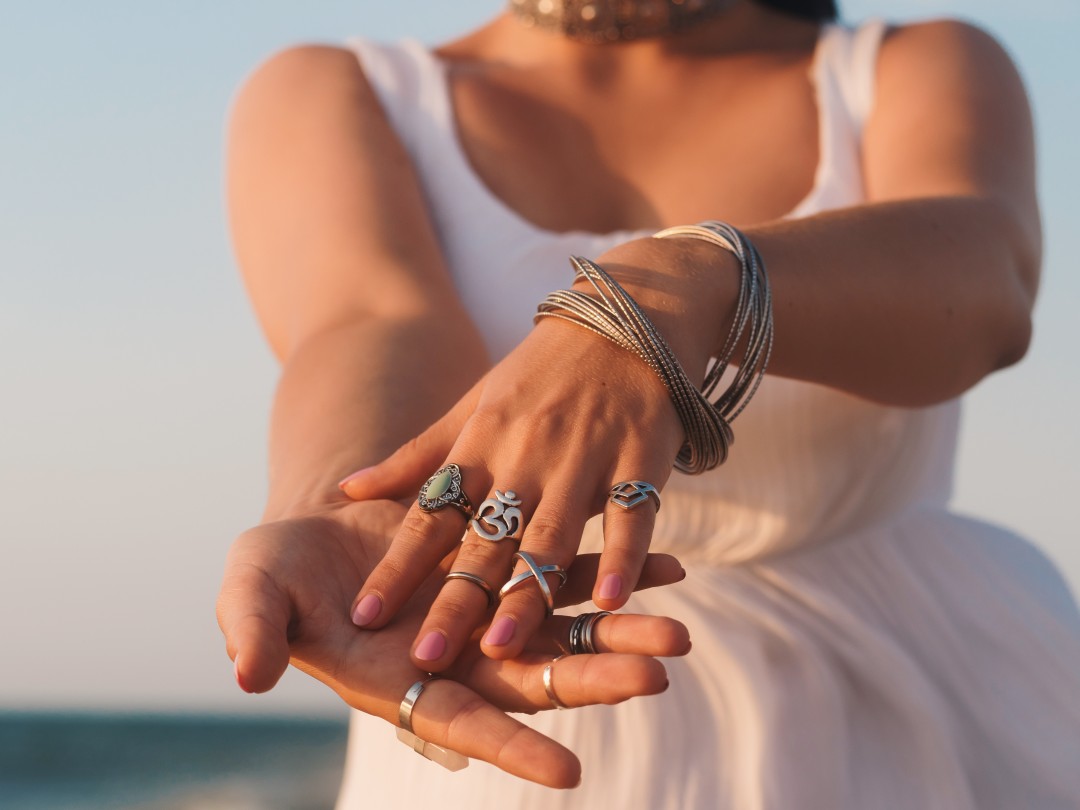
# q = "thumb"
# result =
<box><xmin>216</xmin><ymin>557</ymin><xmax>292</xmax><ymax>694</ymax></box>
<box><xmin>338</xmin><ymin>381</ymin><xmax>481</xmax><ymax>502</ymax></box>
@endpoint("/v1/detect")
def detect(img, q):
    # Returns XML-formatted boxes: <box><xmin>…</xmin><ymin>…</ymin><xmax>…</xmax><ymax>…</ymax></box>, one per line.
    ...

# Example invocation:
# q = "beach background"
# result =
<box><xmin>2</xmin><ymin>1</ymin><xmax>1077</xmax><ymax>807</ymax></box>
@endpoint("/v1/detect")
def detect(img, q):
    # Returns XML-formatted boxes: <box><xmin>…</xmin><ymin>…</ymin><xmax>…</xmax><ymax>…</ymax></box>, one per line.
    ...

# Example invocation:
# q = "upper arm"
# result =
<box><xmin>225</xmin><ymin>44</ymin><xmax>466</xmax><ymax>360</ymax></box>
<box><xmin>863</xmin><ymin>20</ymin><xmax>1041</xmax><ymax>296</ymax></box>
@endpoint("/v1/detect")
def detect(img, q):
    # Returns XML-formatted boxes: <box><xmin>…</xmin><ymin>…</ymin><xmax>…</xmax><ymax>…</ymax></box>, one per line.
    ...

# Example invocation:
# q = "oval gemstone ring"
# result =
<box><xmin>418</xmin><ymin>464</ymin><xmax>474</xmax><ymax>519</ymax></box>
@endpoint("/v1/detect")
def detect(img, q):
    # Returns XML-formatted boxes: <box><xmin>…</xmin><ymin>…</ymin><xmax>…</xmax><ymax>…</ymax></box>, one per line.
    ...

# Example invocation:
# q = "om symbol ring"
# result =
<box><xmin>470</xmin><ymin>489</ymin><xmax>524</xmax><ymax>542</ymax></box>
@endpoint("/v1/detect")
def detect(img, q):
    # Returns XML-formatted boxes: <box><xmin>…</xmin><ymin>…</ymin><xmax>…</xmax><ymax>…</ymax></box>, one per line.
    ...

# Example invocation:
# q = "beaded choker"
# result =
<box><xmin>509</xmin><ymin>0</ymin><xmax>735</xmax><ymax>42</ymax></box>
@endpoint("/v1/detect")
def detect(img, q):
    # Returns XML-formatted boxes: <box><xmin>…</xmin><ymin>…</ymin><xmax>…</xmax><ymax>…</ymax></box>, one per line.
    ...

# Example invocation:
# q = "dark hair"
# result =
<box><xmin>754</xmin><ymin>0</ymin><xmax>839</xmax><ymax>22</ymax></box>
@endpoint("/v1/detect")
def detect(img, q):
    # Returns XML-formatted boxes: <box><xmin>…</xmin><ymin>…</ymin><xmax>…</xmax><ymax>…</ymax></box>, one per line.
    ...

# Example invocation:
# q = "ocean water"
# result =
<box><xmin>0</xmin><ymin>712</ymin><xmax>349</xmax><ymax>810</ymax></box>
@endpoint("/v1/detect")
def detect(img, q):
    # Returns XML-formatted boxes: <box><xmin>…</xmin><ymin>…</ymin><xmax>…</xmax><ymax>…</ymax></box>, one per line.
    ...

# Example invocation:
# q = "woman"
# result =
<box><xmin>217</xmin><ymin>0</ymin><xmax>1080</xmax><ymax>807</ymax></box>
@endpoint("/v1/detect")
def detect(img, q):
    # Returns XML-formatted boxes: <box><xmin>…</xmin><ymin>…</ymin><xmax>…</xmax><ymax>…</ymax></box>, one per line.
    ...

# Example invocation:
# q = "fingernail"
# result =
<box><xmin>338</xmin><ymin>467</ymin><xmax>373</xmax><ymax>489</ymax></box>
<box><xmin>483</xmin><ymin>616</ymin><xmax>516</xmax><ymax>647</ymax></box>
<box><xmin>599</xmin><ymin>573</ymin><xmax>622</xmax><ymax>601</ymax></box>
<box><xmin>351</xmin><ymin>594</ymin><xmax>382</xmax><ymax>627</ymax></box>
<box><xmin>234</xmin><ymin>658</ymin><xmax>250</xmax><ymax>693</ymax></box>
<box><xmin>414</xmin><ymin>631</ymin><xmax>447</xmax><ymax>662</ymax></box>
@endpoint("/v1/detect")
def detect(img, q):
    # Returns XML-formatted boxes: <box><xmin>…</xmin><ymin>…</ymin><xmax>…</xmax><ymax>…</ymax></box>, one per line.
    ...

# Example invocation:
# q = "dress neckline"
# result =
<box><xmin>406</xmin><ymin>24</ymin><xmax>836</xmax><ymax>241</ymax></box>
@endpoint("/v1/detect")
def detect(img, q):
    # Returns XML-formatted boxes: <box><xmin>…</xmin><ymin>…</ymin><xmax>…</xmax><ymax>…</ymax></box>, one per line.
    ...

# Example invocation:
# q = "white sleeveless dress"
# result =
<box><xmin>336</xmin><ymin>21</ymin><xmax>1080</xmax><ymax>809</ymax></box>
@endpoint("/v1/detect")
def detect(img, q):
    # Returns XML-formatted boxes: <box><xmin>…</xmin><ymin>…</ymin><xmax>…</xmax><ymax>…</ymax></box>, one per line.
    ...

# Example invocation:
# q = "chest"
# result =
<box><xmin>443</xmin><ymin>56</ymin><xmax>823</xmax><ymax>233</ymax></box>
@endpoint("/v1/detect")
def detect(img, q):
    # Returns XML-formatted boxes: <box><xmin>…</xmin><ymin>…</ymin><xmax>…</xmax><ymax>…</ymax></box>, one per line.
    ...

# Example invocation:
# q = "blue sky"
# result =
<box><xmin>1</xmin><ymin>1</ymin><xmax>1076</xmax><ymax>714</ymax></box>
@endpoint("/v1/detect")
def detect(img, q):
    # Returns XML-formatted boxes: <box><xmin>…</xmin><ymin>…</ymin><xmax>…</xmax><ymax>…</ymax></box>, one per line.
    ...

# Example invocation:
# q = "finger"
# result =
<box><xmin>481</xmin><ymin>492</ymin><xmax>586</xmax><ymax>660</ymax></box>
<box><xmin>594</xmin><ymin>473</ymin><xmax>667</xmax><ymax>611</ymax></box>
<box><xmin>525</xmin><ymin>613</ymin><xmax>692</xmax><ymax>658</ymax></box>
<box><xmin>338</xmin><ymin>381</ymin><xmax>482</xmax><ymax>501</ymax></box>
<box><xmin>216</xmin><ymin>558</ymin><xmax>292</xmax><ymax>694</ymax></box>
<box><xmin>410</xmin><ymin>481</ymin><xmax>537</xmax><ymax>671</ymax></box>
<box><xmin>555</xmin><ymin>552</ymin><xmax>685</xmax><ymax>607</ymax></box>
<box><xmin>350</xmin><ymin>456</ymin><xmax>490</xmax><ymax>629</ymax></box>
<box><xmin>461</xmin><ymin>652</ymin><xmax>670</xmax><ymax>715</ymax></box>
<box><xmin>405</xmin><ymin>677</ymin><xmax>582</xmax><ymax>788</ymax></box>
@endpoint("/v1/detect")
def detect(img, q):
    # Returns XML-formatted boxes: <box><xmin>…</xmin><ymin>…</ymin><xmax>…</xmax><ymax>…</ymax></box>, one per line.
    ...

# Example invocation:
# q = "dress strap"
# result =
<box><xmin>819</xmin><ymin>19</ymin><xmax>889</xmax><ymax>139</ymax></box>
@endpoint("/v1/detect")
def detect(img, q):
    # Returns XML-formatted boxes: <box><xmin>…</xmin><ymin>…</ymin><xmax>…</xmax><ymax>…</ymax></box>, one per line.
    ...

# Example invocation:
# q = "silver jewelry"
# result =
<box><xmin>498</xmin><ymin>551</ymin><xmax>568</xmax><ymax>617</ymax></box>
<box><xmin>542</xmin><ymin>655</ymin><xmax>569</xmax><ymax>710</ymax></box>
<box><xmin>470</xmin><ymin>489</ymin><xmax>524</xmax><ymax>542</ymax></box>
<box><xmin>395</xmin><ymin>676</ymin><xmax>469</xmax><ymax>771</ymax></box>
<box><xmin>535</xmin><ymin>220</ymin><xmax>773</xmax><ymax>474</ymax></box>
<box><xmin>653</xmin><ymin>221</ymin><xmax>774</xmax><ymax>424</ymax></box>
<box><xmin>418</xmin><ymin>463</ymin><xmax>474</xmax><ymax>519</ymax></box>
<box><xmin>508</xmin><ymin>0</ymin><xmax>735</xmax><ymax>43</ymax></box>
<box><xmin>444</xmin><ymin>571</ymin><xmax>496</xmax><ymax>609</ymax></box>
<box><xmin>569</xmin><ymin>611</ymin><xmax>611</xmax><ymax>654</ymax></box>
<box><xmin>609</xmin><ymin>481</ymin><xmax>661</xmax><ymax>512</ymax></box>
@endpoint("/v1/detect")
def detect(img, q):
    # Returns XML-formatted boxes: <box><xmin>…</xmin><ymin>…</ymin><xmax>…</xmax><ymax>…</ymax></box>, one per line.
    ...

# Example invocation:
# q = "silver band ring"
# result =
<box><xmin>498</xmin><ymin>551</ymin><xmax>567</xmax><ymax>618</ymax></box>
<box><xmin>418</xmin><ymin>464</ymin><xmax>474</xmax><ymax>519</ymax></box>
<box><xmin>470</xmin><ymin>489</ymin><xmax>524</xmax><ymax>542</ymax></box>
<box><xmin>444</xmin><ymin>571</ymin><xmax>496</xmax><ymax>609</ymax></box>
<box><xmin>395</xmin><ymin>675</ymin><xmax>469</xmax><ymax>771</ymax></box>
<box><xmin>569</xmin><ymin>611</ymin><xmax>611</xmax><ymax>655</ymax></box>
<box><xmin>398</xmin><ymin>675</ymin><xmax>439</xmax><ymax>733</ymax></box>
<box><xmin>543</xmin><ymin>654</ymin><xmax>569</xmax><ymax>710</ymax></box>
<box><xmin>609</xmin><ymin>481</ymin><xmax>661</xmax><ymax>512</ymax></box>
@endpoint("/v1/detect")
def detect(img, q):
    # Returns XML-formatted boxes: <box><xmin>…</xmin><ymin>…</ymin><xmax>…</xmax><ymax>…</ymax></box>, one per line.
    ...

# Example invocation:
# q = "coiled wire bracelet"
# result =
<box><xmin>534</xmin><ymin>221</ymin><xmax>773</xmax><ymax>473</ymax></box>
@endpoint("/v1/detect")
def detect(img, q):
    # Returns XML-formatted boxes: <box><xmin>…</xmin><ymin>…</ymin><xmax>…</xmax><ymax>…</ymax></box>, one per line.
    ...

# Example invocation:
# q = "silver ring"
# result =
<box><xmin>543</xmin><ymin>654</ymin><xmax>569</xmax><ymax>710</ymax></box>
<box><xmin>395</xmin><ymin>675</ymin><xmax>469</xmax><ymax>771</ymax></box>
<box><xmin>444</xmin><ymin>571</ymin><xmax>496</xmax><ymax>609</ymax></box>
<box><xmin>569</xmin><ymin>611</ymin><xmax>611</xmax><ymax>655</ymax></box>
<box><xmin>418</xmin><ymin>464</ymin><xmax>474</xmax><ymax>519</ymax></box>
<box><xmin>498</xmin><ymin>551</ymin><xmax>567</xmax><ymax>617</ymax></box>
<box><xmin>398</xmin><ymin>675</ymin><xmax>438</xmax><ymax>733</ymax></box>
<box><xmin>470</xmin><ymin>489</ymin><xmax>524</xmax><ymax>542</ymax></box>
<box><xmin>609</xmin><ymin>481</ymin><xmax>661</xmax><ymax>512</ymax></box>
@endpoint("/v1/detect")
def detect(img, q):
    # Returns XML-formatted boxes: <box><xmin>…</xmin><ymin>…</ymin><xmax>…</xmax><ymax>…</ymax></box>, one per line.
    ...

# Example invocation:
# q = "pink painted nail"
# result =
<box><xmin>351</xmin><ymin>594</ymin><xmax>382</xmax><ymax>627</ymax></box>
<box><xmin>338</xmin><ymin>467</ymin><xmax>373</xmax><ymax>489</ymax></box>
<box><xmin>599</xmin><ymin>573</ymin><xmax>622</xmax><ymax>601</ymax></box>
<box><xmin>414</xmin><ymin>631</ymin><xmax>447</xmax><ymax>662</ymax></box>
<box><xmin>483</xmin><ymin>616</ymin><xmax>516</xmax><ymax>647</ymax></box>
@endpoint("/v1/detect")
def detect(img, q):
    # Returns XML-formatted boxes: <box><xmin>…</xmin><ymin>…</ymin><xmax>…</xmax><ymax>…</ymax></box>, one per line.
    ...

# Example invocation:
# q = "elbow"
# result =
<box><xmin>992</xmin><ymin>304</ymin><xmax>1031</xmax><ymax>371</ymax></box>
<box><xmin>984</xmin><ymin>196</ymin><xmax>1040</xmax><ymax>374</ymax></box>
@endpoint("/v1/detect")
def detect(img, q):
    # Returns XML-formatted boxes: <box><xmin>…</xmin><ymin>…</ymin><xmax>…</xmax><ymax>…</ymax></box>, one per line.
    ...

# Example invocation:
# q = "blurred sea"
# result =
<box><xmin>0</xmin><ymin>712</ymin><xmax>349</xmax><ymax>810</ymax></box>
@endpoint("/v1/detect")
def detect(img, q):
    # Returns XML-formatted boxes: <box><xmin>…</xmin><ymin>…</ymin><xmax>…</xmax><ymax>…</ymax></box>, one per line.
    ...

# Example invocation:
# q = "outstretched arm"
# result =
<box><xmin>342</xmin><ymin>20</ymin><xmax>1040</xmax><ymax>666</ymax></box>
<box><xmin>215</xmin><ymin>44</ymin><xmax>690</xmax><ymax>786</ymax></box>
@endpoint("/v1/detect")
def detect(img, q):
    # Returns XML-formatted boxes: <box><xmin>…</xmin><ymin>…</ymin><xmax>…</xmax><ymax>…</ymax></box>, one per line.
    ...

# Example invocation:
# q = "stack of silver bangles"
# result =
<box><xmin>534</xmin><ymin>221</ymin><xmax>773</xmax><ymax>474</ymax></box>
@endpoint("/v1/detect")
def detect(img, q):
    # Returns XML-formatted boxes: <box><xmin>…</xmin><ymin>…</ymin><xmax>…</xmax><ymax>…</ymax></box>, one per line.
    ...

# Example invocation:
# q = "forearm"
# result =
<box><xmin>262</xmin><ymin>312</ymin><xmax>489</xmax><ymax>521</ymax></box>
<box><xmin>604</xmin><ymin>195</ymin><xmax>1038</xmax><ymax>408</ymax></box>
<box><xmin>748</xmin><ymin>195</ymin><xmax>1038</xmax><ymax>405</ymax></box>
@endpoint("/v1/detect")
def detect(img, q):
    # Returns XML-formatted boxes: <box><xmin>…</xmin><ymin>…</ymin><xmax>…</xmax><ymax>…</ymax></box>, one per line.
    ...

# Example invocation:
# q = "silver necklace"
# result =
<box><xmin>509</xmin><ymin>0</ymin><xmax>736</xmax><ymax>43</ymax></box>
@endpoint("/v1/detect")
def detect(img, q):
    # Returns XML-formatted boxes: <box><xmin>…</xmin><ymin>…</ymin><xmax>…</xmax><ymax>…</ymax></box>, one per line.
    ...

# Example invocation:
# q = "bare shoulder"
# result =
<box><xmin>226</xmin><ymin>43</ymin><xmax>456</xmax><ymax>359</ymax></box>
<box><xmin>876</xmin><ymin>18</ymin><xmax>1026</xmax><ymax>90</ymax></box>
<box><xmin>228</xmin><ymin>43</ymin><xmax>393</xmax><ymax>145</ymax></box>
<box><xmin>864</xmin><ymin>17</ymin><xmax>1035</xmax><ymax>203</ymax></box>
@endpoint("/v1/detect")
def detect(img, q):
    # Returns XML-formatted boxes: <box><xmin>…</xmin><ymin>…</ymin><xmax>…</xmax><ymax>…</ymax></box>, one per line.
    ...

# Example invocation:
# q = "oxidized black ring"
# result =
<box><xmin>418</xmin><ymin>464</ymin><xmax>474</xmax><ymax>519</ymax></box>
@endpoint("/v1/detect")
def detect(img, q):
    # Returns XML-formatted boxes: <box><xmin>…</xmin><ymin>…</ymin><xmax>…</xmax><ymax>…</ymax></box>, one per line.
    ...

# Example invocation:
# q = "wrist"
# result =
<box><xmin>589</xmin><ymin>236</ymin><xmax>739</xmax><ymax>382</ymax></box>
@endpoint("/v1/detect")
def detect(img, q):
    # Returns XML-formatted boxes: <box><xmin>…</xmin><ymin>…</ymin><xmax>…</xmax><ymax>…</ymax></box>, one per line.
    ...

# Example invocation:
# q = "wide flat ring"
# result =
<box><xmin>444</xmin><ymin>571</ymin><xmax>496</xmax><ymax>609</ymax></box>
<box><xmin>498</xmin><ymin>551</ymin><xmax>567</xmax><ymax>618</ymax></box>
<box><xmin>569</xmin><ymin>611</ymin><xmax>612</xmax><ymax>655</ymax></box>
<box><xmin>542</xmin><ymin>654</ymin><xmax>569</xmax><ymax>710</ymax></box>
<box><xmin>609</xmin><ymin>481</ymin><xmax>661</xmax><ymax>512</ymax></box>
<box><xmin>396</xmin><ymin>675</ymin><xmax>469</xmax><ymax>771</ymax></box>
<box><xmin>418</xmin><ymin>463</ymin><xmax>474</xmax><ymax>519</ymax></box>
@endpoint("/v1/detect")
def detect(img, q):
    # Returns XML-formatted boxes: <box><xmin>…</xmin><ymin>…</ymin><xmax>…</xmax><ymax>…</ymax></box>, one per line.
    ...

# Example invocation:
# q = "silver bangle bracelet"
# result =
<box><xmin>534</xmin><ymin>221</ymin><xmax>772</xmax><ymax>473</ymax></box>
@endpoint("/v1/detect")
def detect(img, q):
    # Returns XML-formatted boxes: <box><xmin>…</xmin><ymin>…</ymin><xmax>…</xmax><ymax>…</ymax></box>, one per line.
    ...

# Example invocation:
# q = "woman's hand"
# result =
<box><xmin>338</xmin><ymin>237</ymin><xmax>733</xmax><ymax>671</ymax></box>
<box><xmin>216</xmin><ymin>497</ymin><xmax>690</xmax><ymax>788</ymax></box>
